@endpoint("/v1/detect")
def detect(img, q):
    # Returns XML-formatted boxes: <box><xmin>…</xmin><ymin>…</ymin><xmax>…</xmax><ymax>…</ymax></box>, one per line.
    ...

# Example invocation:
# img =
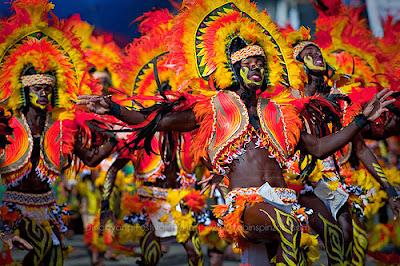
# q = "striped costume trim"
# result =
<box><xmin>2</xmin><ymin>190</ymin><xmax>56</xmax><ymax>206</ymax></box>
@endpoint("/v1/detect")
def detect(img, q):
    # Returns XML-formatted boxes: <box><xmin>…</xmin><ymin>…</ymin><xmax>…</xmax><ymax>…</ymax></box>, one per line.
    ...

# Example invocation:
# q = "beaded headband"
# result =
<box><xmin>293</xmin><ymin>41</ymin><xmax>320</xmax><ymax>59</ymax></box>
<box><xmin>231</xmin><ymin>45</ymin><xmax>265</xmax><ymax>64</ymax></box>
<box><xmin>21</xmin><ymin>74</ymin><xmax>56</xmax><ymax>87</ymax></box>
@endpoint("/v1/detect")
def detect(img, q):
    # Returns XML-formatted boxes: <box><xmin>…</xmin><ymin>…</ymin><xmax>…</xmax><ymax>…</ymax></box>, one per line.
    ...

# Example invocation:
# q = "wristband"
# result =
<box><xmin>109</xmin><ymin>101</ymin><xmax>121</xmax><ymax>119</ymax></box>
<box><xmin>353</xmin><ymin>114</ymin><xmax>370</xmax><ymax>128</ymax></box>
<box><xmin>101</xmin><ymin>199</ymin><xmax>110</xmax><ymax>210</ymax></box>
<box><xmin>385</xmin><ymin>186</ymin><xmax>397</xmax><ymax>197</ymax></box>
<box><xmin>0</xmin><ymin>219</ymin><xmax>4</xmax><ymax>232</ymax></box>
<box><xmin>109</xmin><ymin>137</ymin><xmax>118</xmax><ymax>148</ymax></box>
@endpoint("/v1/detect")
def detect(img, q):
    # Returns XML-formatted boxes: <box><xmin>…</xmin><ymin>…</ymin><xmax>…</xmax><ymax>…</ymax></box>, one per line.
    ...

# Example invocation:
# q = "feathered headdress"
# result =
<box><xmin>116</xmin><ymin>8</ymin><xmax>182</xmax><ymax>107</ymax></box>
<box><xmin>0</xmin><ymin>0</ymin><xmax>100</xmax><ymax>111</ymax></box>
<box><xmin>285</xmin><ymin>26</ymin><xmax>316</xmax><ymax>59</ymax></box>
<box><xmin>313</xmin><ymin>0</ymin><xmax>388</xmax><ymax>86</ymax></box>
<box><xmin>284</xmin><ymin>25</ymin><xmax>346</xmax><ymax>85</ymax></box>
<box><xmin>376</xmin><ymin>16</ymin><xmax>400</xmax><ymax>80</ymax></box>
<box><xmin>168</xmin><ymin>0</ymin><xmax>303</xmax><ymax>92</ymax></box>
<box><xmin>63</xmin><ymin>14</ymin><xmax>124</xmax><ymax>91</ymax></box>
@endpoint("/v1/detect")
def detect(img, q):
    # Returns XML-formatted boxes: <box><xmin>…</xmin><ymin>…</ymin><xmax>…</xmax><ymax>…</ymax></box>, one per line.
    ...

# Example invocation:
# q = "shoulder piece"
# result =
<box><xmin>208</xmin><ymin>91</ymin><xmax>249</xmax><ymax>174</ymax></box>
<box><xmin>178</xmin><ymin>133</ymin><xmax>195</xmax><ymax>174</ymax></box>
<box><xmin>0</xmin><ymin>114</ymin><xmax>32</xmax><ymax>186</ymax></box>
<box><xmin>258</xmin><ymin>97</ymin><xmax>301</xmax><ymax>161</ymax></box>
<box><xmin>43</xmin><ymin>116</ymin><xmax>64</xmax><ymax>175</ymax></box>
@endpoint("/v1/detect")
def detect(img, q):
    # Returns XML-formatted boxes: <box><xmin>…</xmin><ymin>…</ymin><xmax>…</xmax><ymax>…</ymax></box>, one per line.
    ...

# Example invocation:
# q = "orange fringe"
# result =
<box><xmin>213</xmin><ymin>193</ymin><xmax>263</xmax><ymax>250</ymax></box>
<box><xmin>183</xmin><ymin>190</ymin><xmax>206</xmax><ymax>215</ymax></box>
<box><xmin>190</xmin><ymin>98</ymin><xmax>214</xmax><ymax>164</ymax></box>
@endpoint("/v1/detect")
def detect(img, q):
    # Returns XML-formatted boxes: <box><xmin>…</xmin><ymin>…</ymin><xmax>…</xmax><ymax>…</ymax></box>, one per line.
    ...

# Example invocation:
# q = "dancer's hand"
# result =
<box><xmin>198</xmin><ymin>172</ymin><xmax>228</xmax><ymax>198</ymax></box>
<box><xmin>99</xmin><ymin>199</ymin><xmax>115</xmax><ymax>237</ymax></box>
<box><xmin>77</xmin><ymin>95</ymin><xmax>112</xmax><ymax>114</ymax></box>
<box><xmin>0</xmin><ymin>231</ymin><xmax>33</xmax><ymax>250</ymax></box>
<box><xmin>363</xmin><ymin>88</ymin><xmax>395</xmax><ymax>121</ymax></box>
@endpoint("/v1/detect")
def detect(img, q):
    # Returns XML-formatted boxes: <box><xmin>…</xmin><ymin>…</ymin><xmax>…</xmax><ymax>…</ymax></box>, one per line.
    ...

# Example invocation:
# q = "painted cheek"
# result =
<box><xmin>240</xmin><ymin>67</ymin><xmax>263</xmax><ymax>86</ymax></box>
<box><xmin>260</xmin><ymin>68</ymin><xmax>265</xmax><ymax>82</ymax></box>
<box><xmin>304</xmin><ymin>55</ymin><xmax>326</xmax><ymax>71</ymax></box>
<box><xmin>47</xmin><ymin>93</ymin><xmax>52</xmax><ymax>104</ymax></box>
<box><xmin>29</xmin><ymin>92</ymin><xmax>48</xmax><ymax>109</ymax></box>
<box><xmin>240</xmin><ymin>67</ymin><xmax>249</xmax><ymax>81</ymax></box>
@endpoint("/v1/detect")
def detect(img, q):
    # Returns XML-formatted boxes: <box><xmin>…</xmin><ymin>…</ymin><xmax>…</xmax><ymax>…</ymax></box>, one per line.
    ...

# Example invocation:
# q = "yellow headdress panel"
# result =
<box><xmin>168</xmin><ymin>0</ymin><xmax>302</xmax><ymax>91</ymax></box>
<box><xmin>0</xmin><ymin>0</ymin><xmax>100</xmax><ymax>111</ymax></box>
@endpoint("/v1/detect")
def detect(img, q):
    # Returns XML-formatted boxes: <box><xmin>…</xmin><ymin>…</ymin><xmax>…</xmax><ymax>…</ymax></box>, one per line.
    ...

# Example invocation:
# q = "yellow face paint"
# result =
<box><xmin>304</xmin><ymin>55</ymin><xmax>326</xmax><ymax>72</ymax></box>
<box><xmin>240</xmin><ymin>67</ymin><xmax>265</xmax><ymax>87</ymax></box>
<box><xmin>29</xmin><ymin>92</ymin><xmax>51</xmax><ymax>109</ymax></box>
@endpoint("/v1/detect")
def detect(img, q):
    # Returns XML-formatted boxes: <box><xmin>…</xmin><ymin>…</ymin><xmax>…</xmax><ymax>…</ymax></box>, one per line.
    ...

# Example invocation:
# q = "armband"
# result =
<box><xmin>109</xmin><ymin>101</ymin><xmax>121</xmax><ymax>119</ymax></box>
<box><xmin>109</xmin><ymin>137</ymin><xmax>118</xmax><ymax>148</ymax></box>
<box><xmin>101</xmin><ymin>199</ymin><xmax>110</xmax><ymax>210</ymax></box>
<box><xmin>353</xmin><ymin>114</ymin><xmax>370</xmax><ymax>128</ymax></box>
<box><xmin>385</xmin><ymin>186</ymin><xmax>397</xmax><ymax>197</ymax></box>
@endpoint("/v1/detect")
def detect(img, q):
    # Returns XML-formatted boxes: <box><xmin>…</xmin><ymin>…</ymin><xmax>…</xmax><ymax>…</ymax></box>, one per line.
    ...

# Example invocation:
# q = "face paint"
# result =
<box><xmin>29</xmin><ymin>85</ymin><xmax>52</xmax><ymax>110</ymax></box>
<box><xmin>240</xmin><ymin>66</ymin><xmax>265</xmax><ymax>87</ymax></box>
<box><xmin>303</xmin><ymin>54</ymin><xmax>326</xmax><ymax>72</ymax></box>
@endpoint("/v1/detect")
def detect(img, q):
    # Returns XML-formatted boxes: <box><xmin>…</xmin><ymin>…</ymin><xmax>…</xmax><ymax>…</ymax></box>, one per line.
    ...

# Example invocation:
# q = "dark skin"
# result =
<box><xmin>1</xmin><ymin>84</ymin><xmax>116</xmax><ymax>251</ymax></box>
<box><xmin>78</xmin><ymin>56</ymin><xmax>394</xmax><ymax>263</ymax></box>
<box><xmin>299</xmin><ymin>46</ymin><xmax>400</xmax><ymax>217</ymax></box>
<box><xmin>301</xmin><ymin>45</ymin><xmax>400</xmax><ymax>141</ymax></box>
<box><xmin>297</xmin><ymin>46</ymin><xmax>400</xmax><ymax>264</ymax></box>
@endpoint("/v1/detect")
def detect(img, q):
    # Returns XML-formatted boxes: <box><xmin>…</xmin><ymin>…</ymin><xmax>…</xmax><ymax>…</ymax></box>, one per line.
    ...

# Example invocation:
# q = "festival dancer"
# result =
<box><xmin>78</xmin><ymin>0</ymin><xmax>394</xmax><ymax>264</ymax></box>
<box><xmin>97</xmin><ymin>9</ymin><xmax>205</xmax><ymax>266</ymax></box>
<box><xmin>285</xmin><ymin>25</ymin><xmax>400</xmax><ymax>265</ymax></box>
<box><xmin>0</xmin><ymin>1</ymin><xmax>121</xmax><ymax>265</ymax></box>
<box><xmin>310</xmin><ymin>0</ymin><xmax>400</xmax><ymax>142</ymax></box>
<box><xmin>63</xmin><ymin>15</ymin><xmax>128</xmax><ymax>265</ymax></box>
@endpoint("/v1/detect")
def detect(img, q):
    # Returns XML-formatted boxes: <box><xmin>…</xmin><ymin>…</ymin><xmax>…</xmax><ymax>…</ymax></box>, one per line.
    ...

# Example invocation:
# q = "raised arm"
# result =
<box><xmin>352</xmin><ymin>133</ymin><xmax>400</xmax><ymax>219</ymax></box>
<box><xmin>77</xmin><ymin>95</ymin><xmax>198</xmax><ymax>132</ymax></box>
<box><xmin>299</xmin><ymin>88</ymin><xmax>395</xmax><ymax>158</ymax></box>
<box><xmin>298</xmin><ymin>121</ymin><xmax>363</xmax><ymax>158</ymax></box>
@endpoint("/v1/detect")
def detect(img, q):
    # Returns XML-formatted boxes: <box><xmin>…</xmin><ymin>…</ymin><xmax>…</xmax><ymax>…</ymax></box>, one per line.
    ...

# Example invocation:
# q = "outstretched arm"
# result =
<box><xmin>299</xmin><ymin>122</ymin><xmax>363</xmax><ymax>159</ymax></box>
<box><xmin>299</xmin><ymin>88</ymin><xmax>395</xmax><ymax>158</ymax></box>
<box><xmin>352</xmin><ymin>133</ymin><xmax>400</xmax><ymax>220</ymax></box>
<box><xmin>77</xmin><ymin>95</ymin><xmax>198</xmax><ymax>132</ymax></box>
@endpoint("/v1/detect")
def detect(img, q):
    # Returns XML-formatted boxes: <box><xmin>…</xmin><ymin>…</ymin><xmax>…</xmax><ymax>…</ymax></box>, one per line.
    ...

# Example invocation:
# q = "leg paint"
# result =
<box><xmin>140</xmin><ymin>230</ymin><xmax>162</xmax><ymax>266</ymax></box>
<box><xmin>318</xmin><ymin>213</ymin><xmax>345</xmax><ymax>265</ymax></box>
<box><xmin>183</xmin><ymin>230</ymin><xmax>203</xmax><ymax>266</ymax></box>
<box><xmin>17</xmin><ymin>217</ymin><xmax>55</xmax><ymax>266</ymax></box>
<box><xmin>351</xmin><ymin>220</ymin><xmax>368</xmax><ymax>266</ymax></box>
<box><xmin>260</xmin><ymin>208</ymin><xmax>305</xmax><ymax>266</ymax></box>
